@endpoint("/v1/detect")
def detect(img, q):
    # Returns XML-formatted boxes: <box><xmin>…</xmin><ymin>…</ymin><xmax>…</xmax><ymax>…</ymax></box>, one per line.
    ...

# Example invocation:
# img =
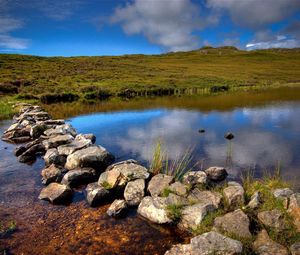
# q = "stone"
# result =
<box><xmin>38</xmin><ymin>183</ymin><xmax>73</xmax><ymax>204</ymax></box>
<box><xmin>57</xmin><ymin>135</ymin><xmax>92</xmax><ymax>156</ymax></box>
<box><xmin>148</xmin><ymin>174</ymin><xmax>174</xmax><ymax>197</ymax></box>
<box><xmin>187</xmin><ymin>189</ymin><xmax>222</xmax><ymax>208</ymax></box>
<box><xmin>61</xmin><ymin>168</ymin><xmax>97</xmax><ymax>187</ymax></box>
<box><xmin>14</xmin><ymin>146</ymin><xmax>26</xmax><ymax>157</ymax></box>
<box><xmin>290</xmin><ymin>242</ymin><xmax>300</xmax><ymax>255</ymax></box>
<box><xmin>179</xmin><ymin>202</ymin><xmax>216</xmax><ymax>231</ymax></box>
<box><xmin>165</xmin><ymin>193</ymin><xmax>189</xmax><ymax>206</ymax></box>
<box><xmin>20</xmin><ymin>143</ymin><xmax>45</xmax><ymax>157</ymax></box>
<box><xmin>78</xmin><ymin>133</ymin><xmax>96</xmax><ymax>144</ymax></box>
<box><xmin>11</xmin><ymin>136</ymin><xmax>32</xmax><ymax>143</ymax></box>
<box><xmin>138</xmin><ymin>196</ymin><xmax>172</xmax><ymax>224</ymax></box>
<box><xmin>98</xmin><ymin>169</ymin><xmax>121</xmax><ymax>189</ymax></box>
<box><xmin>204</xmin><ymin>166</ymin><xmax>228</xmax><ymax>182</ymax></box>
<box><xmin>42</xmin><ymin>119</ymin><xmax>65</xmax><ymax>125</ymax></box>
<box><xmin>85</xmin><ymin>182</ymin><xmax>110</xmax><ymax>207</ymax></box>
<box><xmin>30</xmin><ymin>123</ymin><xmax>48</xmax><ymax>139</ymax></box>
<box><xmin>288</xmin><ymin>193</ymin><xmax>300</xmax><ymax>231</ymax></box>
<box><xmin>213</xmin><ymin>209</ymin><xmax>252</xmax><ymax>238</ymax></box>
<box><xmin>225</xmin><ymin>132</ymin><xmax>235</xmax><ymax>140</ymax></box>
<box><xmin>44</xmin><ymin>148</ymin><xmax>66</xmax><ymax>166</ymax></box>
<box><xmin>258</xmin><ymin>209</ymin><xmax>286</xmax><ymax>231</ymax></box>
<box><xmin>182</xmin><ymin>171</ymin><xmax>207</xmax><ymax>186</ymax></box>
<box><xmin>273</xmin><ymin>188</ymin><xmax>294</xmax><ymax>199</ymax></box>
<box><xmin>247</xmin><ymin>191</ymin><xmax>261</xmax><ymax>209</ymax></box>
<box><xmin>43</xmin><ymin>134</ymin><xmax>74</xmax><ymax>150</ymax></box>
<box><xmin>107</xmin><ymin>199</ymin><xmax>127</xmax><ymax>217</ymax></box>
<box><xmin>165</xmin><ymin>244</ymin><xmax>192</xmax><ymax>255</ymax></box>
<box><xmin>253</xmin><ymin>229</ymin><xmax>288</xmax><ymax>255</ymax></box>
<box><xmin>223</xmin><ymin>181</ymin><xmax>245</xmax><ymax>208</ymax></box>
<box><xmin>41</xmin><ymin>164</ymin><xmax>65</xmax><ymax>185</ymax></box>
<box><xmin>65</xmin><ymin>145</ymin><xmax>114</xmax><ymax>171</ymax></box>
<box><xmin>124</xmin><ymin>179</ymin><xmax>145</xmax><ymax>206</ymax></box>
<box><xmin>169</xmin><ymin>182</ymin><xmax>188</xmax><ymax>196</ymax></box>
<box><xmin>44</xmin><ymin>124</ymin><xmax>77</xmax><ymax>137</ymax></box>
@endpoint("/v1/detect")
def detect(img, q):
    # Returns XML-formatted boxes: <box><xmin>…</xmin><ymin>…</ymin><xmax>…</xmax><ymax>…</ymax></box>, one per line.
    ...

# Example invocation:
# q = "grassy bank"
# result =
<box><xmin>0</xmin><ymin>47</ymin><xmax>300</xmax><ymax>102</ymax></box>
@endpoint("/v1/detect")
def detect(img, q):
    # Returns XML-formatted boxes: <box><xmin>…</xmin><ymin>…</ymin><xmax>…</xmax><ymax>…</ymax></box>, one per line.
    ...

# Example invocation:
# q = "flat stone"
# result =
<box><xmin>61</xmin><ymin>168</ymin><xmax>97</xmax><ymax>187</ymax></box>
<box><xmin>273</xmin><ymin>188</ymin><xmax>294</xmax><ymax>199</ymax></box>
<box><xmin>65</xmin><ymin>145</ymin><xmax>114</xmax><ymax>171</ymax></box>
<box><xmin>14</xmin><ymin>146</ymin><xmax>26</xmax><ymax>157</ymax></box>
<box><xmin>44</xmin><ymin>148</ymin><xmax>66</xmax><ymax>166</ymax></box>
<box><xmin>77</xmin><ymin>133</ymin><xmax>96</xmax><ymax>144</ymax></box>
<box><xmin>205</xmin><ymin>166</ymin><xmax>228</xmax><ymax>182</ymax></box>
<box><xmin>258</xmin><ymin>209</ymin><xmax>286</xmax><ymax>232</ymax></box>
<box><xmin>30</xmin><ymin>123</ymin><xmax>48</xmax><ymax>139</ymax></box>
<box><xmin>57</xmin><ymin>135</ymin><xmax>92</xmax><ymax>156</ymax></box>
<box><xmin>182</xmin><ymin>171</ymin><xmax>207</xmax><ymax>186</ymax></box>
<box><xmin>107</xmin><ymin>199</ymin><xmax>127</xmax><ymax>217</ymax></box>
<box><xmin>41</xmin><ymin>164</ymin><xmax>65</xmax><ymax>185</ymax></box>
<box><xmin>253</xmin><ymin>229</ymin><xmax>288</xmax><ymax>255</ymax></box>
<box><xmin>98</xmin><ymin>169</ymin><xmax>121</xmax><ymax>189</ymax></box>
<box><xmin>169</xmin><ymin>182</ymin><xmax>188</xmax><ymax>196</ymax></box>
<box><xmin>213</xmin><ymin>209</ymin><xmax>252</xmax><ymax>238</ymax></box>
<box><xmin>124</xmin><ymin>179</ymin><xmax>145</xmax><ymax>206</ymax></box>
<box><xmin>148</xmin><ymin>174</ymin><xmax>174</xmax><ymax>197</ymax></box>
<box><xmin>187</xmin><ymin>189</ymin><xmax>222</xmax><ymax>208</ymax></box>
<box><xmin>288</xmin><ymin>193</ymin><xmax>300</xmax><ymax>231</ymax></box>
<box><xmin>44</xmin><ymin>124</ymin><xmax>77</xmax><ymax>137</ymax></box>
<box><xmin>138</xmin><ymin>196</ymin><xmax>172</xmax><ymax>224</ymax></box>
<box><xmin>38</xmin><ymin>183</ymin><xmax>73</xmax><ymax>204</ymax></box>
<box><xmin>85</xmin><ymin>182</ymin><xmax>109</xmax><ymax>207</ymax></box>
<box><xmin>223</xmin><ymin>181</ymin><xmax>245</xmax><ymax>208</ymax></box>
<box><xmin>43</xmin><ymin>134</ymin><xmax>74</xmax><ymax>150</ymax></box>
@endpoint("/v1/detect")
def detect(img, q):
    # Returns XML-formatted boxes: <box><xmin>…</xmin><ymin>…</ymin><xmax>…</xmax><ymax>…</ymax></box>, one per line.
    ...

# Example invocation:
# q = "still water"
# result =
<box><xmin>1</xmin><ymin>87</ymin><xmax>300</xmax><ymax>254</ymax></box>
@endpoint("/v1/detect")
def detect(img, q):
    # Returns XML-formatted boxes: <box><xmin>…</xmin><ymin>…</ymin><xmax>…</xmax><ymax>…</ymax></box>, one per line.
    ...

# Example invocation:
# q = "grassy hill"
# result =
<box><xmin>1</xmin><ymin>46</ymin><xmax>300</xmax><ymax>104</ymax></box>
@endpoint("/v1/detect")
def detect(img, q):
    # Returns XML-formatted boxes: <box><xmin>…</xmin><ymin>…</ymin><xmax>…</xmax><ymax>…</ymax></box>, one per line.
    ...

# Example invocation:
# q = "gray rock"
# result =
<box><xmin>187</xmin><ymin>189</ymin><xmax>222</xmax><ymax>208</ymax></box>
<box><xmin>291</xmin><ymin>242</ymin><xmax>300</xmax><ymax>255</ymax></box>
<box><xmin>107</xmin><ymin>199</ymin><xmax>127</xmax><ymax>217</ymax></box>
<box><xmin>30</xmin><ymin>123</ymin><xmax>48</xmax><ymax>139</ymax></box>
<box><xmin>41</xmin><ymin>164</ymin><xmax>65</xmax><ymax>185</ymax></box>
<box><xmin>85</xmin><ymin>182</ymin><xmax>109</xmax><ymax>207</ymax></box>
<box><xmin>182</xmin><ymin>171</ymin><xmax>207</xmax><ymax>186</ymax></box>
<box><xmin>223</xmin><ymin>182</ymin><xmax>245</xmax><ymax>208</ymax></box>
<box><xmin>169</xmin><ymin>182</ymin><xmax>188</xmax><ymax>196</ymax></box>
<box><xmin>148</xmin><ymin>174</ymin><xmax>174</xmax><ymax>197</ymax></box>
<box><xmin>38</xmin><ymin>183</ymin><xmax>73</xmax><ymax>204</ymax></box>
<box><xmin>98</xmin><ymin>169</ymin><xmax>121</xmax><ymax>189</ymax></box>
<box><xmin>44</xmin><ymin>148</ymin><xmax>66</xmax><ymax>166</ymax></box>
<box><xmin>65</xmin><ymin>145</ymin><xmax>114</xmax><ymax>171</ymax></box>
<box><xmin>273</xmin><ymin>188</ymin><xmax>294</xmax><ymax>199</ymax></box>
<box><xmin>164</xmin><ymin>244</ymin><xmax>192</xmax><ymax>255</ymax></box>
<box><xmin>124</xmin><ymin>179</ymin><xmax>145</xmax><ymax>206</ymax></box>
<box><xmin>288</xmin><ymin>193</ymin><xmax>300</xmax><ymax>231</ymax></box>
<box><xmin>253</xmin><ymin>229</ymin><xmax>288</xmax><ymax>255</ymax></box>
<box><xmin>257</xmin><ymin>209</ymin><xmax>286</xmax><ymax>232</ymax></box>
<box><xmin>213</xmin><ymin>209</ymin><xmax>252</xmax><ymax>238</ymax></box>
<box><xmin>205</xmin><ymin>166</ymin><xmax>228</xmax><ymax>182</ymax></box>
<box><xmin>43</xmin><ymin>134</ymin><xmax>74</xmax><ymax>150</ymax></box>
<box><xmin>57</xmin><ymin>135</ymin><xmax>92</xmax><ymax>156</ymax></box>
<box><xmin>61</xmin><ymin>168</ymin><xmax>97</xmax><ymax>187</ymax></box>
<box><xmin>138</xmin><ymin>196</ymin><xmax>172</xmax><ymax>224</ymax></box>
<box><xmin>165</xmin><ymin>193</ymin><xmax>189</xmax><ymax>206</ymax></box>
<box><xmin>44</xmin><ymin>124</ymin><xmax>77</xmax><ymax>137</ymax></box>
<box><xmin>78</xmin><ymin>133</ymin><xmax>96</xmax><ymax>144</ymax></box>
<box><xmin>246</xmin><ymin>191</ymin><xmax>261</xmax><ymax>209</ymax></box>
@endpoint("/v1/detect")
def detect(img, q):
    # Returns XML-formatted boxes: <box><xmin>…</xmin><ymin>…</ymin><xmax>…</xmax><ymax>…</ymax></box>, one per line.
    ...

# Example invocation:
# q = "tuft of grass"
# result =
<box><xmin>101</xmin><ymin>181</ymin><xmax>113</xmax><ymax>190</ymax></box>
<box><xmin>150</xmin><ymin>140</ymin><xmax>165</xmax><ymax>175</ymax></box>
<box><xmin>166</xmin><ymin>204</ymin><xmax>184</xmax><ymax>222</ymax></box>
<box><xmin>161</xmin><ymin>187</ymin><xmax>174</xmax><ymax>198</ymax></box>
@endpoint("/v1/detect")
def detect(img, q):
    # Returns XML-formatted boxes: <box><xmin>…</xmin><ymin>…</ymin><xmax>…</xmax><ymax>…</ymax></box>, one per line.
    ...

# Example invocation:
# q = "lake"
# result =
<box><xmin>1</xmin><ymin>87</ymin><xmax>300</xmax><ymax>254</ymax></box>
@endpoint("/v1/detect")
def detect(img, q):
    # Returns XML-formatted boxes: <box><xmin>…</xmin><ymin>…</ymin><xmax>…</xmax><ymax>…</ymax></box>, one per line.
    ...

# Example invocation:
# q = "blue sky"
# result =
<box><xmin>0</xmin><ymin>0</ymin><xmax>300</xmax><ymax>56</ymax></box>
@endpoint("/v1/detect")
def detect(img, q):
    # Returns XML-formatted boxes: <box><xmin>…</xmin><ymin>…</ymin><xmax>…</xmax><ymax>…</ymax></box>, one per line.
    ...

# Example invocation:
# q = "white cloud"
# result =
<box><xmin>0</xmin><ymin>16</ymin><xmax>23</xmax><ymax>33</ymax></box>
<box><xmin>246</xmin><ymin>36</ymin><xmax>300</xmax><ymax>50</ymax></box>
<box><xmin>110</xmin><ymin>0</ymin><xmax>203</xmax><ymax>52</ymax></box>
<box><xmin>0</xmin><ymin>34</ymin><xmax>29</xmax><ymax>50</ymax></box>
<box><xmin>207</xmin><ymin>0</ymin><xmax>300</xmax><ymax>28</ymax></box>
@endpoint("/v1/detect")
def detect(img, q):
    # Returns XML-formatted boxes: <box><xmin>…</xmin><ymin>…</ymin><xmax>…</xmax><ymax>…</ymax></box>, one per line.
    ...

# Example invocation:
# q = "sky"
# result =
<box><xmin>0</xmin><ymin>0</ymin><xmax>300</xmax><ymax>56</ymax></box>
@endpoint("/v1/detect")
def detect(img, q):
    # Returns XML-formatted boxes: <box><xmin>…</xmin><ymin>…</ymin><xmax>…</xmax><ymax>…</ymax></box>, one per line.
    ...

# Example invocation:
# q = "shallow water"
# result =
<box><xmin>1</xmin><ymin>87</ymin><xmax>300</xmax><ymax>254</ymax></box>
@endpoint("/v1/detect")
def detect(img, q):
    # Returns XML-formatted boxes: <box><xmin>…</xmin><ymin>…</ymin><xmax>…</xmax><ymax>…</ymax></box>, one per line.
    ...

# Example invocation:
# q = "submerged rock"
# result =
<box><xmin>65</xmin><ymin>145</ymin><xmax>114</xmax><ymax>171</ymax></box>
<box><xmin>204</xmin><ymin>166</ymin><xmax>228</xmax><ymax>182</ymax></box>
<box><xmin>124</xmin><ymin>179</ymin><xmax>145</xmax><ymax>206</ymax></box>
<box><xmin>253</xmin><ymin>229</ymin><xmax>288</xmax><ymax>255</ymax></box>
<box><xmin>225</xmin><ymin>132</ymin><xmax>235</xmax><ymax>140</ymax></box>
<box><xmin>107</xmin><ymin>199</ymin><xmax>127</xmax><ymax>217</ymax></box>
<box><xmin>148</xmin><ymin>174</ymin><xmax>174</xmax><ymax>197</ymax></box>
<box><xmin>85</xmin><ymin>182</ymin><xmax>110</xmax><ymax>207</ymax></box>
<box><xmin>61</xmin><ymin>168</ymin><xmax>97</xmax><ymax>187</ymax></box>
<box><xmin>138</xmin><ymin>196</ymin><xmax>172</xmax><ymax>224</ymax></box>
<box><xmin>38</xmin><ymin>183</ymin><xmax>73</xmax><ymax>204</ymax></box>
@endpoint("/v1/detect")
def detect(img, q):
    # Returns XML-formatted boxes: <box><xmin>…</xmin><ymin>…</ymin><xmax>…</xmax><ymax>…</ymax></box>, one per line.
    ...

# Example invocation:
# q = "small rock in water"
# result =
<box><xmin>224</xmin><ymin>132</ymin><xmax>234</xmax><ymax>140</ymax></box>
<box><xmin>38</xmin><ymin>183</ymin><xmax>73</xmax><ymax>204</ymax></box>
<box><xmin>198</xmin><ymin>129</ymin><xmax>205</xmax><ymax>133</ymax></box>
<box><xmin>124</xmin><ymin>179</ymin><xmax>145</xmax><ymax>206</ymax></box>
<box><xmin>85</xmin><ymin>182</ymin><xmax>110</xmax><ymax>207</ymax></box>
<box><xmin>107</xmin><ymin>199</ymin><xmax>127</xmax><ymax>217</ymax></box>
<box><xmin>61</xmin><ymin>167</ymin><xmax>97</xmax><ymax>187</ymax></box>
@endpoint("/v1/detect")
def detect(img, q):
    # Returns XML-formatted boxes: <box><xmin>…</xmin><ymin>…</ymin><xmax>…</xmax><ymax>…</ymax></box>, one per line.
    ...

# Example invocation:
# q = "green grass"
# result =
<box><xmin>166</xmin><ymin>204</ymin><xmax>184</xmax><ymax>222</ymax></box>
<box><xmin>100</xmin><ymin>181</ymin><xmax>113</xmax><ymax>190</ymax></box>
<box><xmin>161</xmin><ymin>187</ymin><xmax>174</xmax><ymax>198</ymax></box>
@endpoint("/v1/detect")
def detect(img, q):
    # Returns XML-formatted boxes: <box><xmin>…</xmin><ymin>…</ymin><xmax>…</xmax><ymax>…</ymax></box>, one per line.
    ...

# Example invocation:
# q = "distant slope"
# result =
<box><xmin>1</xmin><ymin>47</ymin><xmax>300</xmax><ymax>102</ymax></box>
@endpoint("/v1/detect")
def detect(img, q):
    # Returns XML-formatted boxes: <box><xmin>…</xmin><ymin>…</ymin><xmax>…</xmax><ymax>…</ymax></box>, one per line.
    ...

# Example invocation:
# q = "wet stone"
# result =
<box><xmin>107</xmin><ymin>199</ymin><xmax>127</xmax><ymax>217</ymax></box>
<box><xmin>38</xmin><ymin>183</ymin><xmax>73</xmax><ymax>204</ymax></box>
<box><xmin>85</xmin><ymin>182</ymin><xmax>110</xmax><ymax>207</ymax></box>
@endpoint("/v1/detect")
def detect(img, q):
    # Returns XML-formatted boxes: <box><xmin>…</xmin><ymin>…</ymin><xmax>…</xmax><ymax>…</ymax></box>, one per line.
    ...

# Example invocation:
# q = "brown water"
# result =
<box><xmin>1</xmin><ymin>87</ymin><xmax>300</xmax><ymax>254</ymax></box>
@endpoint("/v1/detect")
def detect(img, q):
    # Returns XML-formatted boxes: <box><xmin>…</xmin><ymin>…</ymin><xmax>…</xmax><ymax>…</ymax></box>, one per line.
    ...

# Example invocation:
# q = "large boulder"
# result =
<box><xmin>288</xmin><ymin>193</ymin><xmax>300</xmax><ymax>231</ymax></box>
<box><xmin>257</xmin><ymin>209</ymin><xmax>286</xmax><ymax>232</ymax></box>
<box><xmin>85</xmin><ymin>182</ymin><xmax>110</xmax><ymax>207</ymax></box>
<box><xmin>182</xmin><ymin>171</ymin><xmax>207</xmax><ymax>186</ymax></box>
<box><xmin>41</xmin><ymin>164</ymin><xmax>66</xmax><ymax>185</ymax></box>
<box><xmin>138</xmin><ymin>196</ymin><xmax>172</xmax><ymax>224</ymax></box>
<box><xmin>148</xmin><ymin>174</ymin><xmax>174</xmax><ymax>197</ymax></box>
<box><xmin>65</xmin><ymin>145</ymin><xmax>114</xmax><ymax>171</ymax></box>
<box><xmin>223</xmin><ymin>182</ymin><xmax>245</xmax><ymax>209</ymax></box>
<box><xmin>213</xmin><ymin>209</ymin><xmax>252</xmax><ymax>238</ymax></box>
<box><xmin>124</xmin><ymin>179</ymin><xmax>145</xmax><ymax>206</ymax></box>
<box><xmin>61</xmin><ymin>168</ymin><xmax>97</xmax><ymax>187</ymax></box>
<box><xmin>187</xmin><ymin>189</ymin><xmax>222</xmax><ymax>208</ymax></box>
<box><xmin>107</xmin><ymin>199</ymin><xmax>127</xmax><ymax>217</ymax></box>
<box><xmin>38</xmin><ymin>183</ymin><xmax>73</xmax><ymax>204</ymax></box>
<box><xmin>44</xmin><ymin>148</ymin><xmax>66</xmax><ymax>166</ymax></box>
<box><xmin>253</xmin><ymin>229</ymin><xmax>288</xmax><ymax>255</ymax></box>
<box><xmin>204</xmin><ymin>166</ymin><xmax>228</xmax><ymax>182</ymax></box>
<box><xmin>98</xmin><ymin>169</ymin><xmax>121</xmax><ymax>189</ymax></box>
<box><xmin>57</xmin><ymin>135</ymin><xmax>92</xmax><ymax>156</ymax></box>
<box><xmin>43</xmin><ymin>134</ymin><xmax>74</xmax><ymax>150</ymax></box>
<box><xmin>166</xmin><ymin>231</ymin><xmax>243</xmax><ymax>255</ymax></box>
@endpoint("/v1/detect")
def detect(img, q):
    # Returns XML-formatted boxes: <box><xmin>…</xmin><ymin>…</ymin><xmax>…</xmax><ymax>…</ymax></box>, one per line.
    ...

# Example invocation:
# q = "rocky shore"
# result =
<box><xmin>2</xmin><ymin>103</ymin><xmax>300</xmax><ymax>255</ymax></box>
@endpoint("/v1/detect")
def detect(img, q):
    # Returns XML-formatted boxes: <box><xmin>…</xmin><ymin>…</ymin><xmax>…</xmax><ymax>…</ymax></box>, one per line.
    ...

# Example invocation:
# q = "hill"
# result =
<box><xmin>1</xmin><ymin>47</ymin><xmax>300</xmax><ymax>103</ymax></box>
